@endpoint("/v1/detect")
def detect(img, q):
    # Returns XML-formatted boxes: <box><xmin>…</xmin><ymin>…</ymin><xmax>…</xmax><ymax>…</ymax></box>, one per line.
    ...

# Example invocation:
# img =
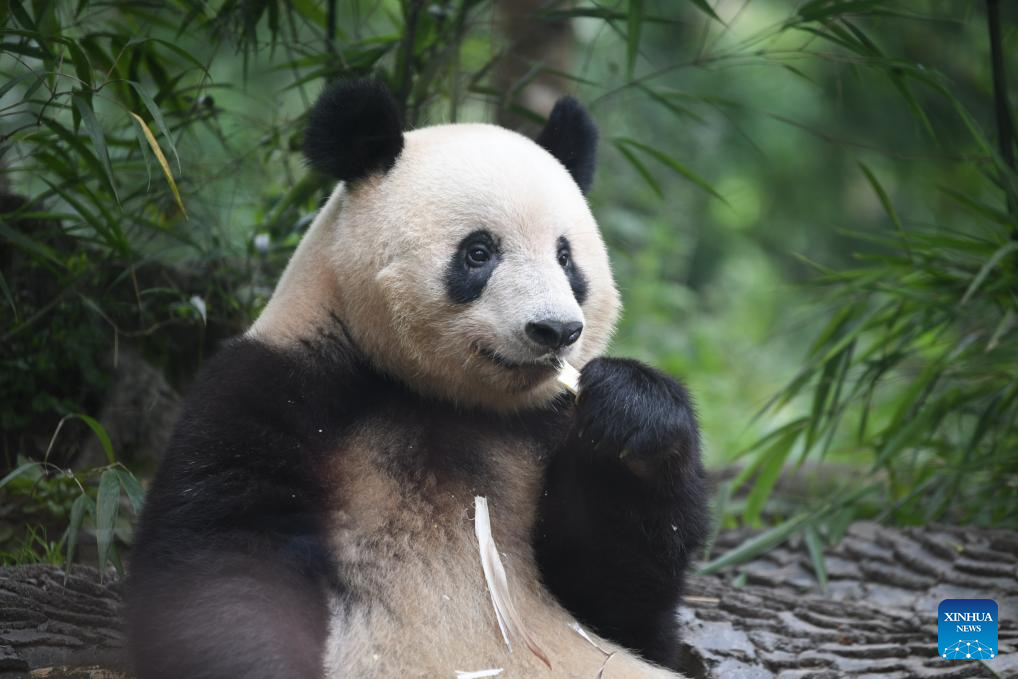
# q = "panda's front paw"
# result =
<box><xmin>574</xmin><ymin>357</ymin><xmax>699</xmax><ymax>476</ymax></box>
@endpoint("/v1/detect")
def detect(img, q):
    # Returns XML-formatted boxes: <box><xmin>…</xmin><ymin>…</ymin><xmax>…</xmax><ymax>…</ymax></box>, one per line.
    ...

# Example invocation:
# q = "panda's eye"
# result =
<box><xmin>466</xmin><ymin>245</ymin><xmax>491</xmax><ymax>267</ymax></box>
<box><xmin>558</xmin><ymin>250</ymin><xmax>570</xmax><ymax>268</ymax></box>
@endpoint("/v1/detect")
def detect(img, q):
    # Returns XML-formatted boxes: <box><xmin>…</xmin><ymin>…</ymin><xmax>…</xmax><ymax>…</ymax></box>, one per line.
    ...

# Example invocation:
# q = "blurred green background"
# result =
<box><xmin>1</xmin><ymin>0</ymin><xmax>1016</xmax><ymax>575</ymax></box>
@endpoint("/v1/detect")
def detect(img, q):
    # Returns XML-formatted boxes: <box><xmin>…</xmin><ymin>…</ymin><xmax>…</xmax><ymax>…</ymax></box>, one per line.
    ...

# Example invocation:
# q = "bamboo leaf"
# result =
<box><xmin>0</xmin><ymin>41</ymin><xmax>49</xmax><ymax>58</ymax></box>
<box><xmin>806</xmin><ymin>351</ymin><xmax>841</xmax><ymax>451</ymax></box>
<box><xmin>744</xmin><ymin>426</ymin><xmax>799</xmax><ymax>525</ymax></box>
<box><xmin>0</xmin><ymin>221</ymin><xmax>65</xmax><ymax>268</ymax></box>
<box><xmin>0</xmin><ymin>72</ymin><xmax>41</xmax><ymax>100</ymax></box>
<box><xmin>684</xmin><ymin>0</ymin><xmax>724</xmax><ymax>23</ymax></box>
<box><xmin>986</xmin><ymin>309</ymin><xmax>1015</xmax><ymax>352</ymax></box>
<box><xmin>124</xmin><ymin>37</ymin><xmax>212</xmax><ymax>76</ymax></box>
<box><xmin>875</xmin><ymin>394</ymin><xmax>951</xmax><ymax>467</ymax></box>
<box><xmin>616</xmin><ymin>138</ymin><xmax>727</xmax><ymax>203</ymax></box>
<box><xmin>131</xmin><ymin>115</ymin><xmax>153</xmax><ymax>185</ymax></box>
<box><xmin>65</xmin><ymin>39</ymin><xmax>94</xmax><ymax>91</ymax></box>
<box><xmin>815</xmin><ymin>341</ymin><xmax>854</xmax><ymax>459</ymax></box>
<box><xmin>798</xmin><ymin>0</ymin><xmax>895</xmax><ymax>22</ymax></box>
<box><xmin>71</xmin><ymin>93</ymin><xmax>119</xmax><ymax>202</ymax></box>
<box><xmin>699</xmin><ymin>513</ymin><xmax>812</xmax><ymax>575</ymax></box>
<box><xmin>129</xmin><ymin>82</ymin><xmax>181</xmax><ymax>172</ymax></box>
<box><xmin>731</xmin><ymin>417</ymin><xmax>809</xmax><ymax>487</ymax></box>
<box><xmin>626</xmin><ymin>0</ymin><xmax>644</xmax><ymax>80</ymax></box>
<box><xmin>75</xmin><ymin>414</ymin><xmax>115</xmax><ymax>464</ymax></box>
<box><xmin>705</xmin><ymin>481</ymin><xmax>878</xmax><ymax>574</ymax></box>
<box><xmin>807</xmin><ymin>303</ymin><xmax>857</xmax><ymax>358</ymax></box>
<box><xmin>841</xmin><ymin>19</ymin><xmax>881</xmax><ymax>56</ymax></box>
<box><xmin>114</xmin><ymin>468</ymin><xmax>145</xmax><ymax>514</ymax></box>
<box><xmin>265</xmin><ymin>173</ymin><xmax>325</xmax><ymax>228</ymax></box>
<box><xmin>614</xmin><ymin>140</ymin><xmax>662</xmax><ymax>198</ymax></box>
<box><xmin>95</xmin><ymin>470</ymin><xmax>121</xmax><ymax>575</ymax></box>
<box><xmin>65</xmin><ymin>493</ymin><xmax>93</xmax><ymax>567</ymax></box>
<box><xmin>701</xmin><ymin>482</ymin><xmax>730</xmax><ymax>562</ymax></box>
<box><xmin>939</xmin><ymin>186</ymin><xmax>1013</xmax><ymax>228</ymax></box>
<box><xmin>638</xmin><ymin>85</ymin><xmax>709</xmax><ymax>124</ymax></box>
<box><xmin>804</xmin><ymin>524</ymin><xmax>828</xmax><ymax>593</ymax></box>
<box><xmin>40</xmin><ymin>116</ymin><xmax>110</xmax><ymax>185</ymax></box>
<box><xmin>889</xmin><ymin>74</ymin><xmax>936</xmax><ymax>142</ymax></box>
<box><xmin>950</xmin><ymin>98</ymin><xmax>1005</xmax><ymax>168</ymax></box>
<box><xmin>0</xmin><ymin>463</ymin><xmax>40</xmax><ymax>489</ymax></box>
<box><xmin>858</xmin><ymin>162</ymin><xmax>906</xmax><ymax>241</ymax></box>
<box><xmin>9</xmin><ymin>2</ymin><xmax>40</xmax><ymax>31</ymax></box>
<box><xmin>41</xmin><ymin>179</ymin><xmax>126</xmax><ymax>253</ymax></box>
<box><xmin>961</xmin><ymin>241</ymin><xmax>1018</xmax><ymax>304</ymax></box>
<box><xmin>537</xmin><ymin>7</ymin><xmax>683</xmax><ymax>24</ymax></box>
<box><xmin>129</xmin><ymin>112</ymin><xmax>188</xmax><ymax>219</ymax></box>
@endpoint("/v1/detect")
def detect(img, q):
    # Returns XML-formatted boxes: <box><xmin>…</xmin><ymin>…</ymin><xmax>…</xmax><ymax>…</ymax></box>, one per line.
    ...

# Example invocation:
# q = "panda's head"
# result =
<box><xmin>297</xmin><ymin>80</ymin><xmax>620</xmax><ymax>410</ymax></box>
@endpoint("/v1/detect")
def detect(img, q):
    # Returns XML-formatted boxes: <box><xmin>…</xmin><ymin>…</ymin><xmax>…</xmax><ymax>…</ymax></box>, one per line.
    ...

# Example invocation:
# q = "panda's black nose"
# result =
<box><xmin>526</xmin><ymin>320</ymin><xmax>583</xmax><ymax>350</ymax></box>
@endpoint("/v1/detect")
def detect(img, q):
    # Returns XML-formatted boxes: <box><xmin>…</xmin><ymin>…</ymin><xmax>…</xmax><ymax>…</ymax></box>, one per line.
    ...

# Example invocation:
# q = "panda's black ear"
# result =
<box><xmin>535</xmin><ymin>96</ymin><xmax>598</xmax><ymax>194</ymax></box>
<box><xmin>303</xmin><ymin>79</ymin><xmax>405</xmax><ymax>182</ymax></box>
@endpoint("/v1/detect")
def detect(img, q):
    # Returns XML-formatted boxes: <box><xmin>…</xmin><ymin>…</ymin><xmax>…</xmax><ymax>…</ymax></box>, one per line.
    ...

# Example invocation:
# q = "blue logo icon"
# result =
<box><xmin>938</xmin><ymin>599</ymin><xmax>998</xmax><ymax>660</ymax></box>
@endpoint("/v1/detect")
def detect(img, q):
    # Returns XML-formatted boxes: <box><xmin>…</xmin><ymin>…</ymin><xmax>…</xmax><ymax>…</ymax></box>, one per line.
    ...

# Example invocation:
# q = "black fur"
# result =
<box><xmin>535</xmin><ymin>97</ymin><xmax>598</xmax><ymax>194</ymax></box>
<box><xmin>303</xmin><ymin>79</ymin><xmax>405</xmax><ymax>182</ymax></box>
<box><xmin>126</xmin><ymin>334</ymin><xmax>561</xmax><ymax>679</ymax></box>
<box><xmin>445</xmin><ymin>229</ymin><xmax>502</xmax><ymax>304</ymax></box>
<box><xmin>535</xmin><ymin>357</ymin><xmax>709</xmax><ymax>670</ymax></box>
<box><xmin>126</xmin><ymin>338</ymin><xmax>366</xmax><ymax>679</ymax></box>
<box><xmin>128</xmin><ymin>340</ymin><xmax>707</xmax><ymax>677</ymax></box>
<box><xmin>557</xmin><ymin>236</ymin><xmax>589</xmax><ymax>305</ymax></box>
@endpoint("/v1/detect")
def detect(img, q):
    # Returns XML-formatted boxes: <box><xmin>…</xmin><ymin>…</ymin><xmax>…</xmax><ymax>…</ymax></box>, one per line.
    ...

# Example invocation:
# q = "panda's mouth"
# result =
<box><xmin>476</xmin><ymin>346</ymin><xmax>557</xmax><ymax>372</ymax></box>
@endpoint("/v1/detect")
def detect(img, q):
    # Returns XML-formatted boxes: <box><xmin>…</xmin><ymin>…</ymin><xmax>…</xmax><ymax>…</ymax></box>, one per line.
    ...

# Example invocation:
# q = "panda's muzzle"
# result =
<box><xmin>473</xmin><ymin>320</ymin><xmax>581</xmax><ymax>372</ymax></box>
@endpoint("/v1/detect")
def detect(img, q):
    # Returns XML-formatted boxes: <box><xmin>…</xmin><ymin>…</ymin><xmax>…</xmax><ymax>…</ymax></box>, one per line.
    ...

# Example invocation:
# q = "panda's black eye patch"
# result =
<box><xmin>557</xmin><ymin>236</ymin><xmax>589</xmax><ymax>305</ymax></box>
<box><xmin>446</xmin><ymin>230</ymin><xmax>501</xmax><ymax>304</ymax></box>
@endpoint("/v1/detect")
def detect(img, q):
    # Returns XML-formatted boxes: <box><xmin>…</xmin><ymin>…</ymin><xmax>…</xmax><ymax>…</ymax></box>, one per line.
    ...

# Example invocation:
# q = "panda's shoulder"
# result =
<box><xmin>136</xmin><ymin>337</ymin><xmax>382</xmax><ymax>552</ymax></box>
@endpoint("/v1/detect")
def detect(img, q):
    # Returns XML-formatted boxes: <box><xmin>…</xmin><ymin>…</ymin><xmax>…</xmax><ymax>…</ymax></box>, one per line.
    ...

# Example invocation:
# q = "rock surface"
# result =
<box><xmin>1</xmin><ymin>522</ymin><xmax>1015</xmax><ymax>678</ymax></box>
<box><xmin>680</xmin><ymin>522</ymin><xmax>1018</xmax><ymax>678</ymax></box>
<box><xmin>0</xmin><ymin>566</ymin><xmax>123</xmax><ymax>679</ymax></box>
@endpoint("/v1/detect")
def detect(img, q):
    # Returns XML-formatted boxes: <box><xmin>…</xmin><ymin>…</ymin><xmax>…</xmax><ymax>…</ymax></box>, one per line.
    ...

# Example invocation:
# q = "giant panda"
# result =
<box><xmin>126</xmin><ymin>79</ymin><xmax>709</xmax><ymax>679</ymax></box>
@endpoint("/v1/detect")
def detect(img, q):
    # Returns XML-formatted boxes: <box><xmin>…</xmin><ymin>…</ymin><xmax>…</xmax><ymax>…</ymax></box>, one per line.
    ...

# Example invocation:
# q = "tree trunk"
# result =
<box><xmin>0</xmin><ymin>565</ymin><xmax>123</xmax><ymax>678</ymax></box>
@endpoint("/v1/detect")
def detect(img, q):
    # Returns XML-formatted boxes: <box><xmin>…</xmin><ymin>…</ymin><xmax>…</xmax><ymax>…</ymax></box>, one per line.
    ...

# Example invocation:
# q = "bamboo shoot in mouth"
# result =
<box><xmin>556</xmin><ymin>360</ymin><xmax>581</xmax><ymax>395</ymax></box>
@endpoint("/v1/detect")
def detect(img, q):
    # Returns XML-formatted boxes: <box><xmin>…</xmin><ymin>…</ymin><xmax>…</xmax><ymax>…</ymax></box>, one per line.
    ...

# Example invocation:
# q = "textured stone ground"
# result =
<box><xmin>1</xmin><ymin>521</ymin><xmax>1016</xmax><ymax>678</ymax></box>
<box><xmin>679</xmin><ymin>522</ymin><xmax>1018</xmax><ymax>678</ymax></box>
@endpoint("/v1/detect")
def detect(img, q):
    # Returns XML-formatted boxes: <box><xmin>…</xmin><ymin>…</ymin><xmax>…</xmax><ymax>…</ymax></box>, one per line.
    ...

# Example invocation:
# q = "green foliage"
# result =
<box><xmin>749</xmin><ymin>156</ymin><xmax>1018</xmax><ymax>524</ymax></box>
<box><xmin>2</xmin><ymin>0</ymin><xmax>1017</xmax><ymax>572</ymax></box>
<box><xmin>701</xmin><ymin>0</ymin><xmax>1018</xmax><ymax>571</ymax></box>
<box><xmin>0</xmin><ymin>525</ymin><xmax>66</xmax><ymax>566</ymax></box>
<box><xmin>0</xmin><ymin>450</ymin><xmax>144</xmax><ymax>575</ymax></box>
<box><xmin>0</xmin><ymin>0</ymin><xmax>747</xmax><ymax>564</ymax></box>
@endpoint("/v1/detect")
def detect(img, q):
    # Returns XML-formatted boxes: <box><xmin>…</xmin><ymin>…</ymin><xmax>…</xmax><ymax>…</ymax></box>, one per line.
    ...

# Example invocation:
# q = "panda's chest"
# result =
<box><xmin>317</xmin><ymin>410</ymin><xmax>564</xmax><ymax>677</ymax></box>
<box><xmin>322</xmin><ymin>409</ymin><xmax>550</xmax><ymax>589</ymax></box>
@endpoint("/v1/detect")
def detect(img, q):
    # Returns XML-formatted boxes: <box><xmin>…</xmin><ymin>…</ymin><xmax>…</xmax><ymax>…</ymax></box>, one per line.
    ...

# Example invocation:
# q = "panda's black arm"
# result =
<box><xmin>534</xmin><ymin>357</ymin><xmax>709</xmax><ymax>671</ymax></box>
<box><xmin>127</xmin><ymin>339</ymin><xmax>358</xmax><ymax>679</ymax></box>
<box><xmin>127</xmin><ymin>546</ymin><xmax>330</xmax><ymax>679</ymax></box>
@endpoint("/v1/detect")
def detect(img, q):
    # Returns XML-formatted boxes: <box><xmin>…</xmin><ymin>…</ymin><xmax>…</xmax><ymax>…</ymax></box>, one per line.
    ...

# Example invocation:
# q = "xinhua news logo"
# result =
<box><xmin>938</xmin><ymin>599</ymin><xmax>998</xmax><ymax>660</ymax></box>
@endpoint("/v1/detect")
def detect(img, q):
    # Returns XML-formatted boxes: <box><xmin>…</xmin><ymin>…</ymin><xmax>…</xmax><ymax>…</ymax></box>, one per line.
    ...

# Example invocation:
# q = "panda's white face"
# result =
<box><xmin>327</xmin><ymin>123</ymin><xmax>620</xmax><ymax>410</ymax></box>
